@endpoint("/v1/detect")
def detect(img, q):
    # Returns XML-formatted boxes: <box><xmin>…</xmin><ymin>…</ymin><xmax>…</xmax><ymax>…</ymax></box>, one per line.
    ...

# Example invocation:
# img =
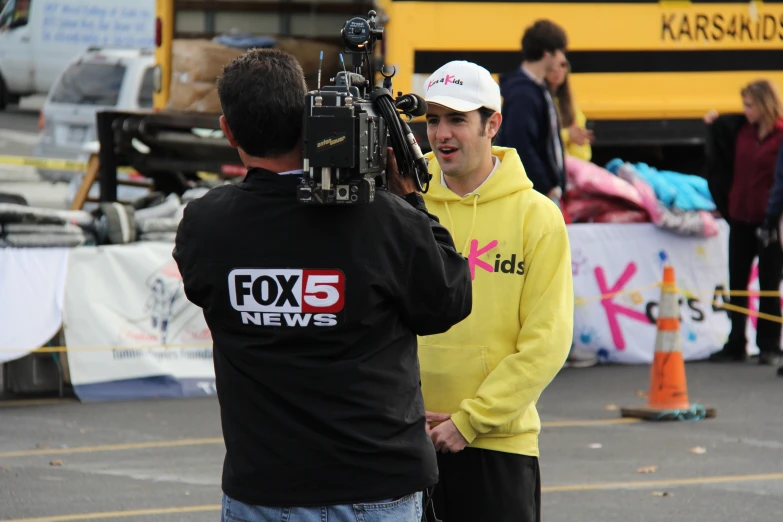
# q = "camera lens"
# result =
<box><xmin>343</xmin><ymin>18</ymin><xmax>370</xmax><ymax>48</ymax></box>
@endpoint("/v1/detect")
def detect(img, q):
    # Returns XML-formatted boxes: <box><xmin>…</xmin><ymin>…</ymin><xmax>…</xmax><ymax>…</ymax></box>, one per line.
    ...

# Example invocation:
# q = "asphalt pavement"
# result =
<box><xmin>0</xmin><ymin>100</ymin><xmax>41</xmax><ymax>133</ymax></box>
<box><xmin>2</xmin><ymin>361</ymin><xmax>783</xmax><ymax>522</ymax></box>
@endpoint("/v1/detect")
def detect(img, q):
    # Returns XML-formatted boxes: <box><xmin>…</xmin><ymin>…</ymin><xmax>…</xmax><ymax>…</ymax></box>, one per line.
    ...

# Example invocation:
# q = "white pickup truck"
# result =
<box><xmin>0</xmin><ymin>0</ymin><xmax>155</xmax><ymax>109</ymax></box>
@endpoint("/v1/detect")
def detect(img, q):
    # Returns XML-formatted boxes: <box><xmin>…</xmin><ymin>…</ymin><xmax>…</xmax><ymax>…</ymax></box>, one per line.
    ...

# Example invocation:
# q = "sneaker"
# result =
<box><xmin>564</xmin><ymin>346</ymin><xmax>598</xmax><ymax>368</ymax></box>
<box><xmin>758</xmin><ymin>351</ymin><xmax>779</xmax><ymax>366</ymax></box>
<box><xmin>777</xmin><ymin>366</ymin><xmax>783</xmax><ymax>377</ymax></box>
<box><xmin>708</xmin><ymin>346</ymin><xmax>747</xmax><ymax>363</ymax></box>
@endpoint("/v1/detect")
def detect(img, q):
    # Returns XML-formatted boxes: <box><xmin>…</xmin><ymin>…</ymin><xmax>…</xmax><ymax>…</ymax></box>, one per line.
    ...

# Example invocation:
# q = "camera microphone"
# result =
<box><xmin>395</xmin><ymin>94</ymin><xmax>428</xmax><ymax>117</ymax></box>
<box><xmin>317</xmin><ymin>50</ymin><xmax>323</xmax><ymax>89</ymax></box>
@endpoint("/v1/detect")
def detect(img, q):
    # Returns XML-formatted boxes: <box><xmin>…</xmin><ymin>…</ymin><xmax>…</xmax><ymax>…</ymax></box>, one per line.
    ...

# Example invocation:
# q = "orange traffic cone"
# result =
<box><xmin>621</xmin><ymin>266</ymin><xmax>716</xmax><ymax>421</ymax></box>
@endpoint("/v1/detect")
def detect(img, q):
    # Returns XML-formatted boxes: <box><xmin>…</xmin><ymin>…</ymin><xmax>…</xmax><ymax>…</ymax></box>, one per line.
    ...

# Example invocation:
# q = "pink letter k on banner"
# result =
<box><xmin>594</xmin><ymin>263</ymin><xmax>650</xmax><ymax>350</ymax></box>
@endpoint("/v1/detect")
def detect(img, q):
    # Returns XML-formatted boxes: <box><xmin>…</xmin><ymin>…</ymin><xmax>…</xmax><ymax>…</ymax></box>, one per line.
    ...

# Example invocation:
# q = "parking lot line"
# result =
<box><xmin>4</xmin><ymin>472</ymin><xmax>783</xmax><ymax>521</ymax></box>
<box><xmin>0</xmin><ymin>418</ymin><xmax>640</xmax><ymax>459</ymax></box>
<box><xmin>0</xmin><ymin>418</ymin><xmax>638</xmax><ymax>459</ymax></box>
<box><xmin>543</xmin><ymin>472</ymin><xmax>783</xmax><ymax>492</ymax></box>
<box><xmin>0</xmin><ymin>505</ymin><xmax>222</xmax><ymax>522</ymax></box>
<box><xmin>0</xmin><ymin>437</ymin><xmax>224</xmax><ymax>458</ymax></box>
<box><xmin>542</xmin><ymin>418</ymin><xmax>642</xmax><ymax>428</ymax></box>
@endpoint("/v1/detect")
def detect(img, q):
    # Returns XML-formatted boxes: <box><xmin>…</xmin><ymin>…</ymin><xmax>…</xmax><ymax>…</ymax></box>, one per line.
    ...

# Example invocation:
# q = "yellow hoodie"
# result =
<box><xmin>419</xmin><ymin>146</ymin><xmax>574</xmax><ymax>457</ymax></box>
<box><xmin>557</xmin><ymin>98</ymin><xmax>592</xmax><ymax>162</ymax></box>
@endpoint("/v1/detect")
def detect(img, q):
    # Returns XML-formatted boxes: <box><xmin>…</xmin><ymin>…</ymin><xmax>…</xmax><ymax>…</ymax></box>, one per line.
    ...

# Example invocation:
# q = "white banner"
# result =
<box><xmin>63</xmin><ymin>243</ymin><xmax>214</xmax><ymax>401</ymax></box>
<box><xmin>53</xmin><ymin>220</ymin><xmax>776</xmax><ymax>401</ymax></box>
<box><xmin>568</xmin><ymin>220</ymin><xmax>766</xmax><ymax>364</ymax></box>
<box><xmin>0</xmin><ymin>248</ymin><xmax>69</xmax><ymax>363</ymax></box>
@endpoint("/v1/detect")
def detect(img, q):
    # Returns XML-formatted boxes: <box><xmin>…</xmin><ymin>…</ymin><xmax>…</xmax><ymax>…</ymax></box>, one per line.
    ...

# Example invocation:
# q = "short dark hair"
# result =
<box><xmin>217</xmin><ymin>48</ymin><xmax>307</xmax><ymax>158</ymax></box>
<box><xmin>521</xmin><ymin>20</ymin><xmax>568</xmax><ymax>62</ymax></box>
<box><xmin>478</xmin><ymin>107</ymin><xmax>495</xmax><ymax>128</ymax></box>
<box><xmin>478</xmin><ymin>107</ymin><xmax>497</xmax><ymax>144</ymax></box>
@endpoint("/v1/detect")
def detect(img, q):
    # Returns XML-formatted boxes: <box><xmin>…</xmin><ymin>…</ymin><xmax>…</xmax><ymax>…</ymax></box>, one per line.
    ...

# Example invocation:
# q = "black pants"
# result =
<box><xmin>431</xmin><ymin>448</ymin><xmax>541</xmax><ymax>522</ymax></box>
<box><xmin>727</xmin><ymin>222</ymin><xmax>783</xmax><ymax>354</ymax></box>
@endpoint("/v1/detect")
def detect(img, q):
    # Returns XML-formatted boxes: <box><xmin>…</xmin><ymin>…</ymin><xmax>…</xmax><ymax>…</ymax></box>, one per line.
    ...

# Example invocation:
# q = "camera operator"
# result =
<box><xmin>172</xmin><ymin>48</ymin><xmax>472</xmax><ymax>522</ymax></box>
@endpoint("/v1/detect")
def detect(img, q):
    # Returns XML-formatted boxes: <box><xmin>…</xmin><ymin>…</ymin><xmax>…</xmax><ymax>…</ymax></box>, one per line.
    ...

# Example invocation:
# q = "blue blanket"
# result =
<box><xmin>605</xmin><ymin>159</ymin><xmax>715</xmax><ymax>212</ymax></box>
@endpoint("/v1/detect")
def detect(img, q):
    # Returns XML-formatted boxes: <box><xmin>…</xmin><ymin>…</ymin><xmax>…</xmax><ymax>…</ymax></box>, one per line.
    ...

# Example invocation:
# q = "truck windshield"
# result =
<box><xmin>51</xmin><ymin>63</ymin><xmax>127</xmax><ymax>106</ymax></box>
<box><xmin>0</xmin><ymin>0</ymin><xmax>15</xmax><ymax>29</ymax></box>
<box><xmin>0</xmin><ymin>0</ymin><xmax>29</xmax><ymax>30</ymax></box>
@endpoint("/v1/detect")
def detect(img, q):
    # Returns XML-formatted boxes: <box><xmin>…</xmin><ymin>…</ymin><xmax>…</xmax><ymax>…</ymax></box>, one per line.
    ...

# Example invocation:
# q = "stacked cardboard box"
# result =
<box><xmin>166</xmin><ymin>38</ymin><xmax>342</xmax><ymax>114</ymax></box>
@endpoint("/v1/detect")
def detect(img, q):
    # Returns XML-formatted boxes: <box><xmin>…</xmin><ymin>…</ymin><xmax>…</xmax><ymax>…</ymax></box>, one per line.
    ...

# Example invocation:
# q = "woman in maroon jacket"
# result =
<box><xmin>706</xmin><ymin>80</ymin><xmax>783</xmax><ymax>365</ymax></box>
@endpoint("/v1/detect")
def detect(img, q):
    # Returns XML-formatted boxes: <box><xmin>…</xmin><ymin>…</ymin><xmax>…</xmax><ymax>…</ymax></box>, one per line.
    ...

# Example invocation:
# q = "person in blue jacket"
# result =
<box><xmin>762</xmin><ymin>145</ymin><xmax>783</xmax><ymax>377</ymax></box>
<box><xmin>764</xmin><ymin>146</ymin><xmax>783</xmax><ymax>238</ymax></box>
<box><xmin>495</xmin><ymin>20</ymin><xmax>568</xmax><ymax>206</ymax></box>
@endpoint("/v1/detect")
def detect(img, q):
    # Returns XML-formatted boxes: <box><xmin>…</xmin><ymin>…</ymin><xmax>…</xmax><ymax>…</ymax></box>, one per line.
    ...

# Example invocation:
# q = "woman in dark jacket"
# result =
<box><xmin>705</xmin><ymin>79</ymin><xmax>783</xmax><ymax>366</ymax></box>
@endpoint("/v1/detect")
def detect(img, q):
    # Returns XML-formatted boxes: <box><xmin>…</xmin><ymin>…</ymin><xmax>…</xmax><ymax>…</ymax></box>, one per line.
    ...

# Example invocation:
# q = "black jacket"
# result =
<box><xmin>495</xmin><ymin>67</ymin><xmax>565</xmax><ymax>195</ymax></box>
<box><xmin>173</xmin><ymin>168</ymin><xmax>472</xmax><ymax>507</ymax></box>
<box><xmin>765</xmin><ymin>146</ymin><xmax>783</xmax><ymax>225</ymax></box>
<box><xmin>704</xmin><ymin>113</ymin><xmax>746</xmax><ymax>223</ymax></box>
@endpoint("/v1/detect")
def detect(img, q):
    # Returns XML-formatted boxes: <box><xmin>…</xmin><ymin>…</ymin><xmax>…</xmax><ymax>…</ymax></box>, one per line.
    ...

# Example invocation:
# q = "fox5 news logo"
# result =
<box><xmin>229</xmin><ymin>269</ymin><xmax>345</xmax><ymax>327</ymax></box>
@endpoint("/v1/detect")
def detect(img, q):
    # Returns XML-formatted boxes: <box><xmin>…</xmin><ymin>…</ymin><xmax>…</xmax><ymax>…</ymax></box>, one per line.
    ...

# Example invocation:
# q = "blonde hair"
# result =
<box><xmin>741</xmin><ymin>79</ymin><xmax>783</xmax><ymax>127</ymax></box>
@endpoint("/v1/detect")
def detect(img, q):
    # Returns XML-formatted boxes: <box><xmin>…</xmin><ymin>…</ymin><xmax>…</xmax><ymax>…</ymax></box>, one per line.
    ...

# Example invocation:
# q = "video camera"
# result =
<box><xmin>297</xmin><ymin>10</ymin><xmax>431</xmax><ymax>205</ymax></box>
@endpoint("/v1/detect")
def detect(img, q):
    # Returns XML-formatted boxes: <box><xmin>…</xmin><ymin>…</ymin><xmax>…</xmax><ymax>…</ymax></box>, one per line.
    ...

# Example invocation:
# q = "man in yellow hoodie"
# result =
<box><xmin>419</xmin><ymin>60</ymin><xmax>574</xmax><ymax>522</ymax></box>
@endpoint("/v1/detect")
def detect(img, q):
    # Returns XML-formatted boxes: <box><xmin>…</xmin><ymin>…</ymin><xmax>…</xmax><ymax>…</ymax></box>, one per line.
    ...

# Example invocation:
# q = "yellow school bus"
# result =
<box><xmin>152</xmin><ymin>0</ymin><xmax>172</xmax><ymax>109</ymax></box>
<box><xmin>375</xmin><ymin>0</ymin><xmax>783</xmax><ymax>167</ymax></box>
<box><xmin>151</xmin><ymin>0</ymin><xmax>783</xmax><ymax>169</ymax></box>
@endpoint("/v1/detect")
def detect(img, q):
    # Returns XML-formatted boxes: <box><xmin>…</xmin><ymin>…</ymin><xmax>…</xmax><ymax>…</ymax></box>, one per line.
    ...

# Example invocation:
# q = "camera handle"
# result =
<box><xmin>370</xmin><ymin>88</ymin><xmax>431</xmax><ymax>193</ymax></box>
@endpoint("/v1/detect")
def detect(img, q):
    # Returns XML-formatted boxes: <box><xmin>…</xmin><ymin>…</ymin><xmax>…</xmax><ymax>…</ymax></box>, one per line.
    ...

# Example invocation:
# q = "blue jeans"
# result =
<box><xmin>221</xmin><ymin>492</ymin><xmax>423</xmax><ymax>522</ymax></box>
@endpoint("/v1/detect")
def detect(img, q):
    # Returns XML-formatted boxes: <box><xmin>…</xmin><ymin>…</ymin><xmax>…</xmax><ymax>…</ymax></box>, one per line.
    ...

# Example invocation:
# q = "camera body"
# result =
<box><xmin>299</xmin><ymin>75</ymin><xmax>387</xmax><ymax>205</ymax></box>
<box><xmin>297</xmin><ymin>11</ymin><xmax>429</xmax><ymax>205</ymax></box>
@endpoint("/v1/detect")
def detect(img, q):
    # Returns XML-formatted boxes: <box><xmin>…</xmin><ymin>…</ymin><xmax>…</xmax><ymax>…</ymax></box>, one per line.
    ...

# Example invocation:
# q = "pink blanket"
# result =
<box><xmin>566</xmin><ymin>156</ymin><xmax>645</xmax><ymax>210</ymax></box>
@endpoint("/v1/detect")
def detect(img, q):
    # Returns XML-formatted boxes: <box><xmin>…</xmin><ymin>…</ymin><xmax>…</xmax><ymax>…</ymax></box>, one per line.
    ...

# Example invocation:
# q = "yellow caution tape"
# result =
<box><xmin>1</xmin><ymin>284</ymin><xmax>782</xmax><ymax>353</ymax></box>
<box><xmin>0</xmin><ymin>154</ymin><xmax>139</xmax><ymax>174</ymax></box>
<box><xmin>0</xmin><ymin>154</ymin><xmax>89</xmax><ymax>171</ymax></box>
<box><xmin>0</xmin><ymin>154</ymin><xmax>229</xmax><ymax>180</ymax></box>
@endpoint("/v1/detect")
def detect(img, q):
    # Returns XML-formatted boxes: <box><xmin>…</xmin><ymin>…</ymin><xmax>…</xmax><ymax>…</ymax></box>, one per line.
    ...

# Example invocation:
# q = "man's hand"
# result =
<box><xmin>425</xmin><ymin>411</ymin><xmax>451</xmax><ymax>436</ymax></box>
<box><xmin>430</xmin><ymin>419</ymin><xmax>469</xmax><ymax>453</ymax></box>
<box><xmin>568</xmin><ymin>125</ymin><xmax>595</xmax><ymax>146</ymax></box>
<box><xmin>386</xmin><ymin>147</ymin><xmax>417</xmax><ymax>196</ymax></box>
<box><xmin>704</xmin><ymin>109</ymin><xmax>719</xmax><ymax>125</ymax></box>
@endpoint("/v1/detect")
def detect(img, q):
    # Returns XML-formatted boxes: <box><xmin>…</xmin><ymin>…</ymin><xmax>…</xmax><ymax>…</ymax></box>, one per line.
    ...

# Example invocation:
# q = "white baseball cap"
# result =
<box><xmin>423</xmin><ymin>61</ymin><xmax>502</xmax><ymax>113</ymax></box>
